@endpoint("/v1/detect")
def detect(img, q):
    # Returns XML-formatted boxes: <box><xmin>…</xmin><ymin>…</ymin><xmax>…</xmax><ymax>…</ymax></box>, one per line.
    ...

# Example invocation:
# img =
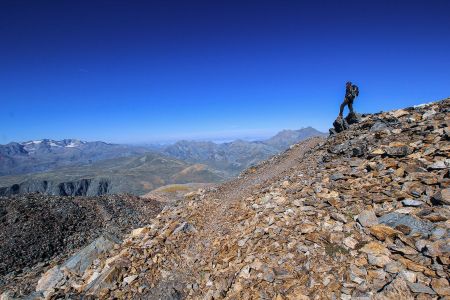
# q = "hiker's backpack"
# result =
<box><xmin>351</xmin><ymin>85</ymin><xmax>359</xmax><ymax>97</ymax></box>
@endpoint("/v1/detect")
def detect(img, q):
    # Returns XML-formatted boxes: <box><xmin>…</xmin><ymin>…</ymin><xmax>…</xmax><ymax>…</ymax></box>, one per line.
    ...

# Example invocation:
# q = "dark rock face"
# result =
<box><xmin>0</xmin><ymin>178</ymin><xmax>110</xmax><ymax>197</ymax></box>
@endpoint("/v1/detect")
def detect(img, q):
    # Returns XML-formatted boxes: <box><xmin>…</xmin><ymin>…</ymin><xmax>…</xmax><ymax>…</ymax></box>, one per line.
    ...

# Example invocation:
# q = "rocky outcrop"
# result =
<box><xmin>331</xmin><ymin>115</ymin><xmax>349</xmax><ymax>134</ymax></box>
<box><xmin>330</xmin><ymin>112</ymin><xmax>363</xmax><ymax>134</ymax></box>
<box><xmin>5</xmin><ymin>98</ymin><xmax>450</xmax><ymax>299</ymax></box>
<box><xmin>0</xmin><ymin>178</ymin><xmax>110</xmax><ymax>196</ymax></box>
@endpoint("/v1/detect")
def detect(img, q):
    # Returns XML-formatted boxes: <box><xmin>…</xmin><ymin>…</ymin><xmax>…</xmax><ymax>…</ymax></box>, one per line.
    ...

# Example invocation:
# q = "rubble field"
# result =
<box><xmin>0</xmin><ymin>194</ymin><xmax>162</xmax><ymax>295</ymax></box>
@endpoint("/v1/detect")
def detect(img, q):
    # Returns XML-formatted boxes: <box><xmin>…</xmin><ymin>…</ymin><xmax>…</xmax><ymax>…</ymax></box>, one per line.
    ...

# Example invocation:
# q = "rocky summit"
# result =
<box><xmin>3</xmin><ymin>99</ymin><xmax>450</xmax><ymax>299</ymax></box>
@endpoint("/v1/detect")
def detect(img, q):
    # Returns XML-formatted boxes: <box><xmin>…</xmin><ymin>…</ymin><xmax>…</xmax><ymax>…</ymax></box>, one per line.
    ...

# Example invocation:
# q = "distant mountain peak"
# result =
<box><xmin>20</xmin><ymin>139</ymin><xmax>84</xmax><ymax>152</ymax></box>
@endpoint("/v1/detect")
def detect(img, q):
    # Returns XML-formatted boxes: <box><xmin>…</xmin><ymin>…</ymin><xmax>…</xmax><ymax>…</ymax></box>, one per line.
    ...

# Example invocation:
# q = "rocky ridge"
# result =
<box><xmin>12</xmin><ymin>99</ymin><xmax>450</xmax><ymax>299</ymax></box>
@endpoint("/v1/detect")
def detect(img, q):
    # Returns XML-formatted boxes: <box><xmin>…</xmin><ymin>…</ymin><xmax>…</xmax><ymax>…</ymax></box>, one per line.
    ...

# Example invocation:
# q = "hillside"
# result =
<box><xmin>0</xmin><ymin>193</ymin><xmax>163</xmax><ymax>296</ymax></box>
<box><xmin>0</xmin><ymin>153</ymin><xmax>223</xmax><ymax>197</ymax></box>
<box><xmin>3</xmin><ymin>99</ymin><xmax>449</xmax><ymax>299</ymax></box>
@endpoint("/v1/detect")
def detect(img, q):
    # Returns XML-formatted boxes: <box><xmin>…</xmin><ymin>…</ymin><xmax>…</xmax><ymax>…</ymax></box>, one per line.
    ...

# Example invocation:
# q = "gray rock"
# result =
<box><xmin>23</xmin><ymin>291</ymin><xmax>44</xmax><ymax>300</ymax></box>
<box><xmin>62</xmin><ymin>233</ymin><xmax>120</xmax><ymax>276</ymax></box>
<box><xmin>263</xmin><ymin>270</ymin><xmax>275</xmax><ymax>283</ymax></box>
<box><xmin>332</xmin><ymin>116</ymin><xmax>349</xmax><ymax>133</ymax></box>
<box><xmin>357</xmin><ymin>210</ymin><xmax>379</xmax><ymax>227</ymax></box>
<box><xmin>375</xmin><ymin>276</ymin><xmax>414</xmax><ymax>300</ymax></box>
<box><xmin>348</xmin><ymin>158</ymin><xmax>364</xmax><ymax>167</ymax></box>
<box><xmin>430</xmin><ymin>227</ymin><xmax>447</xmax><ymax>240</ymax></box>
<box><xmin>352</xmin><ymin>144</ymin><xmax>367</xmax><ymax>157</ymax></box>
<box><xmin>330</xmin><ymin>173</ymin><xmax>345</xmax><ymax>181</ymax></box>
<box><xmin>378</xmin><ymin>212</ymin><xmax>434</xmax><ymax>237</ymax></box>
<box><xmin>406</xmin><ymin>282</ymin><xmax>436</xmax><ymax>295</ymax></box>
<box><xmin>345</xmin><ymin>112</ymin><xmax>362</xmax><ymax>125</ymax></box>
<box><xmin>422</xmin><ymin>109</ymin><xmax>436</xmax><ymax>119</ymax></box>
<box><xmin>401</xmin><ymin>199</ymin><xmax>424</xmax><ymax>207</ymax></box>
<box><xmin>384</xmin><ymin>261</ymin><xmax>404</xmax><ymax>274</ymax></box>
<box><xmin>173</xmin><ymin>222</ymin><xmax>197</xmax><ymax>235</ymax></box>
<box><xmin>384</xmin><ymin>145</ymin><xmax>413</xmax><ymax>157</ymax></box>
<box><xmin>432</xmin><ymin>188</ymin><xmax>450</xmax><ymax>205</ymax></box>
<box><xmin>330</xmin><ymin>212</ymin><xmax>348</xmax><ymax>223</ymax></box>
<box><xmin>428</xmin><ymin>160</ymin><xmax>447</xmax><ymax>170</ymax></box>
<box><xmin>370</xmin><ymin>121</ymin><xmax>390</xmax><ymax>132</ymax></box>
<box><xmin>36</xmin><ymin>266</ymin><xmax>64</xmax><ymax>295</ymax></box>
<box><xmin>84</xmin><ymin>260</ymin><xmax>127</xmax><ymax>296</ymax></box>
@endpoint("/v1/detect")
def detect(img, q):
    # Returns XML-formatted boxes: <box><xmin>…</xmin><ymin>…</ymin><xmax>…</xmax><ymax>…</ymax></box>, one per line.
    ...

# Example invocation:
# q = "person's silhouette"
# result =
<box><xmin>339</xmin><ymin>81</ymin><xmax>359</xmax><ymax>117</ymax></box>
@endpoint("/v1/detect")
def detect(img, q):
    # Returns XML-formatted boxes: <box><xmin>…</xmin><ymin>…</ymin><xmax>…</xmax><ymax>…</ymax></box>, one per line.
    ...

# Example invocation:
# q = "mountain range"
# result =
<box><xmin>0</xmin><ymin>139</ymin><xmax>149</xmax><ymax>176</ymax></box>
<box><xmin>0</xmin><ymin>127</ymin><xmax>326</xmax><ymax>196</ymax></box>
<box><xmin>162</xmin><ymin>127</ymin><xmax>326</xmax><ymax>175</ymax></box>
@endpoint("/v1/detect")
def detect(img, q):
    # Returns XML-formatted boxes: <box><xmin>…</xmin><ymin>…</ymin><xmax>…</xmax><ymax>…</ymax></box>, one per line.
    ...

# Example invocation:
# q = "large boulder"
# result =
<box><xmin>331</xmin><ymin>112</ymin><xmax>362</xmax><ymax>134</ymax></box>
<box><xmin>345</xmin><ymin>112</ymin><xmax>362</xmax><ymax>125</ymax></box>
<box><xmin>331</xmin><ymin>116</ymin><xmax>349</xmax><ymax>134</ymax></box>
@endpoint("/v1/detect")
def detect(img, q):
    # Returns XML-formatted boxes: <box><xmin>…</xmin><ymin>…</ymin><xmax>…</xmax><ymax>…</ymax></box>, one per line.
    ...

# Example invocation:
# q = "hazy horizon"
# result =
<box><xmin>2</xmin><ymin>126</ymin><xmax>326</xmax><ymax>145</ymax></box>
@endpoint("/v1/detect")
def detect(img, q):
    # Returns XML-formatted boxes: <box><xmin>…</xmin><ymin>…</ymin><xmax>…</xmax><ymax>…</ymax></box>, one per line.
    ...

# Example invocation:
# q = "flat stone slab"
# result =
<box><xmin>62</xmin><ymin>233</ymin><xmax>121</xmax><ymax>275</ymax></box>
<box><xmin>378</xmin><ymin>212</ymin><xmax>434</xmax><ymax>237</ymax></box>
<box><xmin>401</xmin><ymin>199</ymin><xmax>424</xmax><ymax>207</ymax></box>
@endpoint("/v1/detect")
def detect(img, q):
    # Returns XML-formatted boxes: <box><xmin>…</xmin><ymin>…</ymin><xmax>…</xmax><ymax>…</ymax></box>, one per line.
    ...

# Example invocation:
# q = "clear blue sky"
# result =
<box><xmin>1</xmin><ymin>0</ymin><xmax>449</xmax><ymax>144</ymax></box>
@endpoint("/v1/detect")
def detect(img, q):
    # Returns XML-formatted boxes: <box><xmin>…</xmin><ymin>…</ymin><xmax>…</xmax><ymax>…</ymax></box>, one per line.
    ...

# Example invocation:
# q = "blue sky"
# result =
<box><xmin>1</xmin><ymin>0</ymin><xmax>449</xmax><ymax>144</ymax></box>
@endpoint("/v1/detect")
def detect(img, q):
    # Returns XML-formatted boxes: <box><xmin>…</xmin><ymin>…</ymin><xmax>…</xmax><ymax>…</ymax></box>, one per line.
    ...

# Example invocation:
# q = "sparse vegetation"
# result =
<box><xmin>324</xmin><ymin>242</ymin><xmax>349</xmax><ymax>257</ymax></box>
<box><xmin>159</xmin><ymin>185</ymin><xmax>191</xmax><ymax>193</ymax></box>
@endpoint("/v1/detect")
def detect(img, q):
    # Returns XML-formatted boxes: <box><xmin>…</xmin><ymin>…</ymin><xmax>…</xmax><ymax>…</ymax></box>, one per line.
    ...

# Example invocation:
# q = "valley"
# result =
<box><xmin>0</xmin><ymin>128</ymin><xmax>325</xmax><ymax>196</ymax></box>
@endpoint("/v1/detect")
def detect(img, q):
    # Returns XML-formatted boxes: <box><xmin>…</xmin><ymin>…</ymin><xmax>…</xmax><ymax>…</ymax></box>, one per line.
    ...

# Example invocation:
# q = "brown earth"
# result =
<box><xmin>142</xmin><ymin>183</ymin><xmax>216</xmax><ymax>203</ymax></box>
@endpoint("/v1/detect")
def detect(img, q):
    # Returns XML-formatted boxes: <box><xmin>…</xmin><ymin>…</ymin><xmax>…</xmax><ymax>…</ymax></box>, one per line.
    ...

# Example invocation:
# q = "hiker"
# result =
<box><xmin>339</xmin><ymin>81</ymin><xmax>359</xmax><ymax>117</ymax></box>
